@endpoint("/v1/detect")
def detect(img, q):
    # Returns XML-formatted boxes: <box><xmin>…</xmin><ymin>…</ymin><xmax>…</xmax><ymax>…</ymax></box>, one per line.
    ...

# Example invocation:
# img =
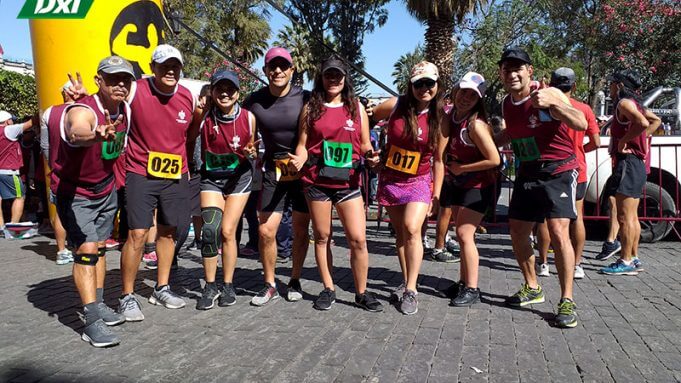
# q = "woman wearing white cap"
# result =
<box><xmin>442</xmin><ymin>72</ymin><xmax>500</xmax><ymax>306</ymax></box>
<box><xmin>371</xmin><ymin>61</ymin><xmax>447</xmax><ymax>315</ymax></box>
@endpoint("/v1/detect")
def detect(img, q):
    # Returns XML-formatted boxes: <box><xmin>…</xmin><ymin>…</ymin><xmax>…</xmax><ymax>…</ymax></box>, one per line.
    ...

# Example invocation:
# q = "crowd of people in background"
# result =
<box><xmin>0</xmin><ymin>43</ymin><xmax>661</xmax><ymax>347</ymax></box>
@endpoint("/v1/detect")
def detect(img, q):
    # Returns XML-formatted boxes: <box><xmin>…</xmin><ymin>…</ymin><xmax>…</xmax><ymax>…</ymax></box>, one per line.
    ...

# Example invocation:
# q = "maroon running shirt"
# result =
<box><xmin>125</xmin><ymin>78</ymin><xmax>195</xmax><ymax>177</ymax></box>
<box><xmin>301</xmin><ymin>102</ymin><xmax>363</xmax><ymax>189</ymax></box>
<box><xmin>51</xmin><ymin>94</ymin><xmax>130</xmax><ymax>199</ymax></box>
<box><xmin>200</xmin><ymin>108</ymin><xmax>253</xmax><ymax>175</ymax></box>
<box><xmin>609</xmin><ymin>99</ymin><xmax>648</xmax><ymax>161</ymax></box>
<box><xmin>568</xmin><ymin>99</ymin><xmax>599</xmax><ymax>183</ymax></box>
<box><xmin>0</xmin><ymin>125</ymin><xmax>23</xmax><ymax>171</ymax></box>
<box><xmin>382</xmin><ymin>100</ymin><xmax>433</xmax><ymax>179</ymax></box>
<box><xmin>447</xmin><ymin>115</ymin><xmax>497</xmax><ymax>189</ymax></box>
<box><xmin>502</xmin><ymin>94</ymin><xmax>577</xmax><ymax>173</ymax></box>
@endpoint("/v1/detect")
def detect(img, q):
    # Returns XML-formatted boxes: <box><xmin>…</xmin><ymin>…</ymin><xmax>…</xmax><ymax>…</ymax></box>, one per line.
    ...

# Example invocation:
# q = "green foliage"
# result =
<box><xmin>0</xmin><ymin>69</ymin><xmax>38</xmax><ymax>117</ymax></box>
<box><xmin>392</xmin><ymin>44</ymin><xmax>425</xmax><ymax>93</ymax></box>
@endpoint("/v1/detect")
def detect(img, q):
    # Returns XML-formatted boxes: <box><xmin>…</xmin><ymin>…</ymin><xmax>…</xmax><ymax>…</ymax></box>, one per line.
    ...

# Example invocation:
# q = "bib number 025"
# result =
<box><xmin>147</xmin><ymin>151</ymin><xmax>182</xmax><ymax>179</ymax></box>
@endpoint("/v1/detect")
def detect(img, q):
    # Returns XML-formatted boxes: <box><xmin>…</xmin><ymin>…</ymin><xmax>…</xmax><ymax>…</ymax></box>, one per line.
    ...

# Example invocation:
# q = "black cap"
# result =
<box><xmin>498</xmin><ymin>47</ymin><xmax>532</xmax><ymax>66</ymax></box>
<box><xmin>321</xmin><ymin>56</ymin><xmax>346</xmax><ymax>75</ymax></box>
<box><xmin>607</xmin><ymin>69</ymin><xmax>642</xmax><ymax>90</ymax></box>
<box><xmin>550</xmin><ymin>67</ymin><xmax>576</xmax><ymax>89</ymax></box>
<box><xmin>210</xmin><ymin>70</ymin><xmax>240</xmax><ymax>89</ymax></box>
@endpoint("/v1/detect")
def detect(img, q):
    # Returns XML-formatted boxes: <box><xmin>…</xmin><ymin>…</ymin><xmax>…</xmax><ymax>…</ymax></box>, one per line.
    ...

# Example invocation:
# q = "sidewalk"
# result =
<box><xmin>1</xmin><ymin>221</ymin><xmax>680</xmax><ymax>382</ymax></box>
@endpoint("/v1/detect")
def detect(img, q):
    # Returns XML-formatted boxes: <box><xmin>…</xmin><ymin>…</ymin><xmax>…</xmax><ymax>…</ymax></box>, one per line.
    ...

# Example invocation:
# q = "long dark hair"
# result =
<box><xmin>451</xmin><ymin>86</ymin><xmax>488</xmax><ymax>129</ymax></box>
<box><xmin>396</xmin><ymin>78</ymin><xmax>444</xmax><ymax>151</ymax></box>
<box><xmin>617</xmin><ymin>85</ymin><xmax>642</xmax><ymax>105</ymax></box>
<box><xmin>306</xmin><ymin>69</ymin><xmax>358</xmax><ymax>131</ymax></box>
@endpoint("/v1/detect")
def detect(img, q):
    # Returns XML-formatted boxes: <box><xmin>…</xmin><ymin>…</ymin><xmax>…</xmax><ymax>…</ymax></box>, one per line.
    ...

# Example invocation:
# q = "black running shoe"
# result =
<box><xmin>451</xmin><ymin>286</ymin><xmax>480</xmax><ymax>307</ymax></box>
<box><xmin>218</xmin><ymin>283</ymin><xmax>237</xmax><ymax>306</ymax></box>
<box><xmin>196</xmin><ymin>283</ymin><xmax>221</xmax><ymax>310</ymax></box>
<box><xmin>442</xmin><ymin>280</ymin><xmax>464</xmax><ymax>299</ymax></box>
<box><xmin>595</xmin><ymin>239</ymin><xmax>621</xmax><ymax>261</ymax></box>
<box><xmin>355</xmin><ymin>291</ymin><xmax>383</xmax><ymax>312</ymax></box>
<box><xmin>313</xmin><ymin>288</ymin><xmax>336</xmax><ymax>310</ymax></box>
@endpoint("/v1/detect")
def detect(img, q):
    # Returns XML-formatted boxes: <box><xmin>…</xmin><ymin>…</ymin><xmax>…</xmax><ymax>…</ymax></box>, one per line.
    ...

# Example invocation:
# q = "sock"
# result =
<box><xmin>83</xmin><ymin>302</ymin><xmax>100</xmax><ymax>325</ymax></box>
<box><xmin>621</xmin><ymin>259</ymin><xmax>632</xmax><ymax>265</ymax></box>
<box><xmin>144</xmin><ymin>242</ymin><xmax>156</xmax><ymax>254</ymax></box>
<box><xmin>96</xmin><ymin>288</ymin><xmax>104</xmax><ymax>303</ymax></box>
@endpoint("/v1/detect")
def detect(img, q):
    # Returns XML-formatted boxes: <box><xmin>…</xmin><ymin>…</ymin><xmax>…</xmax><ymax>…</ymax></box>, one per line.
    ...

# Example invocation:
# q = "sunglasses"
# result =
<box><xmin>267</xmin><ymin>61</ymin><xmax>292</xmax><ymax>71</ymax></box>
<box><xmin>413</xmin><ymin>79</ymin><xmax>437</xmax><ymax>90</ymax></box>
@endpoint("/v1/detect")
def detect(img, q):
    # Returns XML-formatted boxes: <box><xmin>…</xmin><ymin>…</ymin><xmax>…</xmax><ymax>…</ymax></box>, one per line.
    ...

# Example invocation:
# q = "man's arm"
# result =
<box><xmin>532</xmin><ymin>88</ymin><xmax>587</xmax><ymax>131</ymax></box>
<box><xmin>644</xmin><ymin>108</ymin><xmax>661</xmax><ymax>136</ymax></box>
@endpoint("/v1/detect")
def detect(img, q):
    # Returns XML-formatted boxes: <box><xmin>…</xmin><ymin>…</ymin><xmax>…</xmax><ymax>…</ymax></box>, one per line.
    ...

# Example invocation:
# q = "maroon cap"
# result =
<box><xmin>264</xmin><ymin>47</ymin><xmax>292</xmax><ymax>65</ymax></box>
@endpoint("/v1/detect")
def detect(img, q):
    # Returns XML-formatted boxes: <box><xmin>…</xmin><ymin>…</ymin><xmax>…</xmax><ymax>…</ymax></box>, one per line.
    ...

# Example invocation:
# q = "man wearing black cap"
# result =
<box><xmin>52</xmin><ymin>56</ymin><xmax>134</xmax><ymax>346</ymax></box>
<box><xmin>495</xmin><ymin>47</ymin><xmax>587</xmax><ymax>328</ymax></box>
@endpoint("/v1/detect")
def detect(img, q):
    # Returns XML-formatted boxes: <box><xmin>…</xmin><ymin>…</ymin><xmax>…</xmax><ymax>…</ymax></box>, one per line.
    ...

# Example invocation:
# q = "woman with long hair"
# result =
<box><xmin>289</xmin><ymin>56</ymin><xmax>383</xmax><ymax>312</ymax></box>
<box><xmin>443</xmin><ymin>72</ymin><xmax>500</xmax><ymax>306</ymax></box>
<box><xmin>196</xmin><ymin>70</ymin><xmax>258</xmax><ymax>310</ymax></box>
<box><xmin>372</xmin><ymin>61</ymin><xmax>447</xmax><ymax>315</ymax></box>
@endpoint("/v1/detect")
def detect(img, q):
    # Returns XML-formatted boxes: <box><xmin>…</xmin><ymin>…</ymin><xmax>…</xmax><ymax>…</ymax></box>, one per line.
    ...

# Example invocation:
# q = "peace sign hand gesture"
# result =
<box><xmin>65</xmin><ymin>72</ymin><xmax>88</xmax><ymax>101</ymax></box>
<box><xmin>95</xmin><ymin>109</ymin><xmax>123</xmax><ymax>141</ymax></box>
<box><xmin>243</xmin><ymin>139</ymin><xmax>261</xmax><ymax>159</ymax></box>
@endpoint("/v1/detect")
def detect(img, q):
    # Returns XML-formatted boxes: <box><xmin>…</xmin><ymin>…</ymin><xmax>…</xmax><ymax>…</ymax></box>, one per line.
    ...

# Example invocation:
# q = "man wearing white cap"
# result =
<box><xmin>117</xmin><ymin>44</ymin><xmax>202</xmax><ymax>319</ymax></box>
<box><xmin>0</xmin><ymin>111</ymin><xmax>37</xmax><ymax>232</ymax></box>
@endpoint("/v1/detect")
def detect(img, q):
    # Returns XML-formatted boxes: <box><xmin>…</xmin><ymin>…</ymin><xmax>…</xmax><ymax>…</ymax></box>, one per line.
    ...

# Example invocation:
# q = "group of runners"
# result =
<box><xmin>2</xmin><ymin>43</ymin><xmax>660</xmax><ymax>347</ymax></box>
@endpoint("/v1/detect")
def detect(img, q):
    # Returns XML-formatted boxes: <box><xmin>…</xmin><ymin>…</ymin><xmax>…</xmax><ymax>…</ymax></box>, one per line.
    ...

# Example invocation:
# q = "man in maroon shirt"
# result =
<box><xmin>495</xmin><ymin>48</ymin><xmax>587</xmax><ymax>328</ymax></box>
<box><xmin>54</xmin><ymin>56</ymin><xmax>134</xmax><ymax>347</ymax></box>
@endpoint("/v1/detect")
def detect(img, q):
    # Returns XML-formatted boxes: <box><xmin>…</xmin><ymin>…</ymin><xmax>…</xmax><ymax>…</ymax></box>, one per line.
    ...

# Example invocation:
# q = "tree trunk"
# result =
<box><xmin>424</xmin><ymin>15</ymin><xmax>455</xmax><ymax>92</ymax></box>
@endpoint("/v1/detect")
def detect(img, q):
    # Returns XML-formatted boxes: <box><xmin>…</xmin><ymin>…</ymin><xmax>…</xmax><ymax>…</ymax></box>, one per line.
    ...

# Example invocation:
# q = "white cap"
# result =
<box><xmin>458</xmin><ymin>72</ymin><xmax>486</xmax><ymax>98</ymax></box>
<box><xmin>410</xmin><ymin>61</ymin><xmax>439</xmax><ymax>83</ymax></box>
<box><xmin>0</xmin><ymin>111</ymin><xmax>12</xmax><ymax>123</ymax></box>
<box><xmin>151</xmin><ymin>44</ymin><xmax>184</xmax><ymax>65</ymax></box>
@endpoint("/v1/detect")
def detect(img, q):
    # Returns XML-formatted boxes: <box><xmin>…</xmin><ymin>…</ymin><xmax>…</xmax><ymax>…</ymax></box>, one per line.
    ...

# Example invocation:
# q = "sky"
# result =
<box><xmin>0</xmin><ymin>0</ymin><xmax>423</xmax><ymax>96</ymax></box>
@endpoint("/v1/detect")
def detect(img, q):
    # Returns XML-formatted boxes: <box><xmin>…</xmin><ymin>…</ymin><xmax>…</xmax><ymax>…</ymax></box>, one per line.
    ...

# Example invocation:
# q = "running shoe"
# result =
<box><xmin>149</xmin><ymin>285</ymin><xmax>186</xmax><ymax>309</ymax></box>
<box><xmin>118</xmin><ymin>294</ymin><xmax>144</xmax><ymax>322</ymax></box>
<box><xmin>631</xmin><ymin>257</ymin><xmax>645</xmax><ymax>272</ymax></box>
<box><xmin>451</xmin><ymin>286</ymin><xmax>480</xmax><ymax>307</ymax></box>
<box><xmin>81</xmin><ymin>319</ymin><xmax>120</xmax><ymax>348</ymax></box>
<box><xmin>554</xmin><ymin>298</ymin><xmax>578</xmax><ymax>328</ymax></box>
<box><xmin>56</xmin><ymin>249</ymin><xmax>74</xmax><ymax>265</ymax></box>
<box><xmin>442</xmin><ymin>280</ymin><xmax>464</xmax><ymax>299</ymax></box>
<box><xmin>595</xmin><ymin>240</ymin><xmax>621</xmax><ymax>261</ymax></box>
<box><xmin>430</xmin><ymin>248</ymin><xmax>460</xmax><ymax>263</ymax></box>
<box><xmin>400</xmin><ymin>289</ymin><xmax>418</xmax><ymax>315</ymax></box>
<box><xmin>143</xmin><ymin>251</ymin><xmax>158</xmax><ymax>270</ymax></box>
<box><xmin>96</xmin><ymin>302</ymin><xmax>126</xmax><ymax>326</ymax></box>
<box><xmin>104</xmin><ymin>238</ymin><xmax>119</xmax><ymax>249</ymax></box>
<box><xmin>574</xmin><ymin>265</ymin><xmax>585</xmax><ymax>279</ymax></box>
<box><xmin>505</xmin><ymin>284</ymin><xmax>545</xmax><ymax>307</ymax></box>
<box><xmin>445</xmin><ymin>238</ymin><xmax>460</xmax><ymax>254</ymax></box>
<box><xmin>313</xmin><ymin>288</ymin><xmax>336</xmax><ymax>311</ymax></box>
<box><xmin>600</xmin><ymin>258</ymin><xmax>638</xmax><ymax>276</ymax></box>
<box><xmin>286</xmin><ymin>278</ymin><xmax>303</xmax><ymax>302</ymax></box>
<box><xmin>389</xmin><ymin>281</ymin><xmax>406</xmax><ymax>302</ymax></box>
<box><xmin>218</xmin><ymin>283</ymin><xmax>237</xmax><ymax>306</ymax></box>
<box><xmin>537</xmin><ymin>263</ymin><xmax>550</xmax><ymax>277</ymax></box>
<box><xmin>423</xmin><ymin>235</ymin><xmax>432</xmax><ymax>254</ymax></box>
<box><xmin>251</xmin><ymin>284</ymin><xmax>280</xmax><ymax>306</ymax></box>
<box><xmin>355</xmin><ymin>291</ymin><xmax>383</xmax><ymax>312</ymax></box>
<box><xmin>196</xmin><ymin>283</ymin><xmax>221</xmax><ymax>310</ymax></box>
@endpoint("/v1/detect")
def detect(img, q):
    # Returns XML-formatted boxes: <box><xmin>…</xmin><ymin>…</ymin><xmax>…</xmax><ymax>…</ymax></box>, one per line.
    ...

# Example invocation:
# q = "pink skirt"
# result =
<box><xmin>376</xmin><ymin>172</ymin><xmax>432</xmax><ymax>206</ymax></box>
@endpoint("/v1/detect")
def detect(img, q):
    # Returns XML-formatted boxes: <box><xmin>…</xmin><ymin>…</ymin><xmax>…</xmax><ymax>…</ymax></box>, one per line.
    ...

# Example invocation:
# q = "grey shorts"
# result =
<box><xmin>0</xmin><ymin>174</ymin><xmax>25</xmax><ymax>199</ymax></box>
<box><xmin>56</xmin><ymin>189</ymin><xmax>118</xmax><ymax>248</ymax></box>
<box><xmin>200</xmin><ymin>168</ymin><xmax>252</xmax><ymax>196</ymax></box>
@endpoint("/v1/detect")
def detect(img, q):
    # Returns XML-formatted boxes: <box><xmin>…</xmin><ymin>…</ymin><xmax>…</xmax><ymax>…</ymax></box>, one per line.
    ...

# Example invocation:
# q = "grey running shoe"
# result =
<box><xmin>400</xmin><ymin>289</ymin><xmax>418</xmax><ymax>315</ymax></box>
<box><xmin>286</xmin><ymin>278</ymin><xmax>303</xmax><ymax>302</ymax></box>
<box><xmin>389</xmin><ymin>282</ymin><xmax>406</xmax><ymax>302</ymax></box>
<box><xmin>81</xmin><ymin>319</ymin><xmax>120</xmax><ymax>348</ymax></box>
<box><xmin>554</xmin><ymin>298</ymin><xmax>578</xmax><ymax>328</ymax></box>
<box><xmin>445</xmin><ymin>239</ymin><xmax>460</xmax><ymax>254</ymax></box>
<box><xmin>56</xmin><ymin>249</ymin><xmax>73</xmax><ymax>265</ymax></box>
<box><xmin>149</xmin><ymin>285</ymin><xmax>186</xmax><ymax>309</ymax></box>
<box><xmin>313</xmin><ymin>288</ymin><xmax>336</xmax><ymax>310</ymax></box>
<box><xmin>218</xmin><ymin>283</ymin><xmax>237</xmax><ymax>307</ymax></box>
<box><xmin>118</xmin><ymin>294</ymin><xmax>144</xmax><ymax>322</ymax></box>
<box><xmin>97</xmin><ymin>302</ymin><xmax>125</xmax><ymax>326</ymax></box>
<box><xmin>355</xmin><ymin>291</ymin><xmax>383</xmax><ymax>312</ymax></box>
<box><xmin>430</xmin><ymin>248</ymin><xmax>460</xmax><ymax>263</ymax></box>
<box><xmin>196</xmin><ymin>283</ymin><xmax>221</xmax><ymax>310</ymax></box>
<box><xmin>251</xmin><ymin>284</ymin><xmax>280</xmax><ymax>306</ymax></box>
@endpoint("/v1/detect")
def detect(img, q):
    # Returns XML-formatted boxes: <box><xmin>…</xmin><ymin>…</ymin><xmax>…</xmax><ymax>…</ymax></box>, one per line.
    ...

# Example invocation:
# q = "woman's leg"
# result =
<box><xmin>335</xmin><ymin>196</ymin><xmax>369</xmax><ymax>294</ymax></box>
<box><xmin>221</xmin><ymin>193</ymin><xmax>251</xmax><ymax>283</ymax></box>
<box><xmin>454</xmin><ymin>207</ymin><xmax>484</xmax><ymax>289</ymax></box>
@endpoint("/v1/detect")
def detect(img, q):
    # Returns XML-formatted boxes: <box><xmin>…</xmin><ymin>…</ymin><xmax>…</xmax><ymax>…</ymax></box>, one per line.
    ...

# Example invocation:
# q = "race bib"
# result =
<box><xmin>147</xmin><ymin>151</ymin><xmax>182</xmax><ymax>179</ymax></box>
<box><xmin>511</xmin><ymin>137</ymin><xmax>540</xmax><ymax>162</ymax></box>
<box><xmin>101</xmin><ymin>131</ymin><xmax>125</xmax><ymax>160</ymax></box>
<box><xmin>205</xmin><ymin>151</ymin><xmax>239</xmax><ymax>172</ymax></box>
<box><xmin>385</xmin><ymin>145</ymin><xmax>421</xmax><ymax>175</ymax></box>
<box><xmin>323</xmin><ymin>141</ymin><xmax>353</xmax><ymax>168</ymax></box>
<box><xmin>274</xmin><ymin>157</ymin><xmax>300</xmax><ymax>182</ymax></box>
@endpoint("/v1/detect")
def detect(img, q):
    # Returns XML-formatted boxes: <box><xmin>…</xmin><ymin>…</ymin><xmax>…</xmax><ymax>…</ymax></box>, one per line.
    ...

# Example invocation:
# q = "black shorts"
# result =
<box><xmin>575</xmin><ymin>182</ymin><xmax>587</xmax><ymax>201</ymax></box>
<box><xmin>439</xmin><ymin>176</ymin><xmax>455</xmax><ymax>208</ymax></box>
<box><xmin>304</xmin><ymin>185</ymin><xmax>362</xmax><ymax>204</ymax></box>
<box><xmin>450</xmin><ymin>184</ymin><xmax>496</xmax><ymax>215</ymax></box>
<box><xmin>200</xmin><ymin>168</ymin><xmax>252</xmax><ymax>196</ymax></box>
<box><xmin>188</xmin><ymin>173</ymin><xmax>201</xmax><ymax>217</ymax></box>
<box><xmin>604</xmin><ymin>154</ymin><xmax>646</xmax><ymax>199</ymax></box>
<box><xmin>258</xmin><ymin>170</ymin><xmax>308</xmax><ymax>213</ymax></box>
<box><xmin>56</xmin><ymin>189</ymin><xmax>118</xmax><ymax>248</ymax></box>
<box><xmin>509</xmin><ymin>169</ymin><xmax>578</xmax><ymax>223</ymax></box>
<box><xmin>125</xmin><ymin>172</ymin><xmax>189</xmax><ymax>229</ymax></box>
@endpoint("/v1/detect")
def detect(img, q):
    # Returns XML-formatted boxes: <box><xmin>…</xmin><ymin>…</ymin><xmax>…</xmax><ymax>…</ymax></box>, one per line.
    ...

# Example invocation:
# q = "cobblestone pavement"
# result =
<box><xmin>1</xmin><ymin>221</ymin><xmax>681</xmax><ymax>383</ymax></box>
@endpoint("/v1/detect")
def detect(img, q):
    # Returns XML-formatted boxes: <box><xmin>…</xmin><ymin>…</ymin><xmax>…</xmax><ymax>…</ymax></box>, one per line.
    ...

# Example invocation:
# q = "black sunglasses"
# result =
<box><xmin>413</xmin><ymin>79</ymin><xmax>436</xmax><ymax>89</ymax></box>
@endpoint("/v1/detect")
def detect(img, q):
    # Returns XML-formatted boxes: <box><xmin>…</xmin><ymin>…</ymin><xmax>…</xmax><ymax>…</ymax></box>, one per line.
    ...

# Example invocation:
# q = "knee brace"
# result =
<box><xmin>98</xmin><ymin>247</ymin><xmax>106</xmax><ymax>257</ymax></box>
<box><xmin>201</xmin><ymin>207</ymin><xmax>223</xmax><ymax>258</ymax></box>
<box><xmin>74</xmin><ymin>253</ymin><xmax>99</xmax><ymax>265</ymax></box>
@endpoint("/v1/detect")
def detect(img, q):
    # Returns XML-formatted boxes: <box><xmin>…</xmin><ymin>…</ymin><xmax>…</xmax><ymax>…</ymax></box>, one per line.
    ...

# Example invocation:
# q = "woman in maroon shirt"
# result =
<box><xmin>290</xmin><ymin>56</ymin><xmax>382</xmax><ymax>312</ymax></box>
<box><xmin>442</xmin><ymin>72</ymin><xmax>500</xmax><ymax>306</ymax></box>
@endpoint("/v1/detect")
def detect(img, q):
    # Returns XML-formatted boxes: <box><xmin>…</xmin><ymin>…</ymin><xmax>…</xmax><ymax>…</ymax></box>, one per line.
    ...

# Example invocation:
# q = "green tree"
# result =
<box><xmin>0</xmin><ymin>70</ymin><xmax>38</xmax><ymax>117</ymax></box>
<box><xmin>403</xmin><ymin>0</ymin><xmax>487</xmax><ymax>91</ymax></box>
<box><xmin>392</xmin><ymin>44</ymin><xmax>425</xmax><ymax>93</ymax></box>
<box><xmin>273</xmin><ymin>24</ymin><xmax>318</xmax><ymax>87</ymax></box>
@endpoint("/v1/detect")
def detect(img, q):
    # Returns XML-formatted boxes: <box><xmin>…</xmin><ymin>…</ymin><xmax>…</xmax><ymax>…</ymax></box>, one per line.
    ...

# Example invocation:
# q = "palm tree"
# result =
<box><xmin>272</xmin><ymin>25</ymin><xmax>316</xmax><ymax>87</ymax></box>
<box><xmin>392</xmin><ymin>44</ymin><xmax>425</xmax><ymax>93</ymax></box>
<box><xmin>403</xmin><ymin>0</ymin><xmax>486</xmax><ymax>90</ymax></box>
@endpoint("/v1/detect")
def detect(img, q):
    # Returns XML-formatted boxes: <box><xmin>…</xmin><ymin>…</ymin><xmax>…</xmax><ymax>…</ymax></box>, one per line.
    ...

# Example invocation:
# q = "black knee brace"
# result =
<box><xmin>74</xmin><ymin>253</ymin><xmax>99</xmax><ymax>265</ymax></box>
<box><xmin>201</xmin><ymin>207</ymin><xmax>223</xmax><ymax>258</ymax></box>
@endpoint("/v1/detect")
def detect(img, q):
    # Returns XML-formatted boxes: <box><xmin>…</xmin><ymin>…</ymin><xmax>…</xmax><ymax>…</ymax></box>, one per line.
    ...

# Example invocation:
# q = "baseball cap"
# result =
<box><xmin>210</xmin><ymin>70</ymin><xmax>240</xmax><ymax>89</ymax></box>
<box><xmin>498</xmin><ymin>47</ymin><xmax>532</xmax><ymax>66</ymax></box>
<box><xmin>458</xmin><ymin>72</ymin><xmax>486</xmax><ymax>98</ymax></box>
<box><xmin>0</xmin><ymin>111</ymin><xmax>12</xmax><ymax>123</ymax></box>
<box><xmin>264</xmin><ymin>47</ymin><xmax>292</xmax><ymax>66</ymax></box>
<box><xmin>410</xmin><ymin>61</ymin><xmax>439</xmax><ymax>83</ymax></box>
<box><xmin>607</xmin><ymin>69</ymin><xmax>642</xmax><ymax>90</ymax></box>
<box><xmin>550</xmin><ymin>67</ymin><xmax>576</xmax><ymax>89</ymax></box>
<box><xmin>97</xmin><ymin>55</ymin><xmax>135</xmax><ymax>78</ymax></box>
<box><xmin>321</xmin><ymin>56</ymin><xmax>346</xmax><ymax>75</ymax></box>
<box><xmin>152</xmin><ymin>44</ymin><xmax>184</xmax><ymax>65</ymax></box>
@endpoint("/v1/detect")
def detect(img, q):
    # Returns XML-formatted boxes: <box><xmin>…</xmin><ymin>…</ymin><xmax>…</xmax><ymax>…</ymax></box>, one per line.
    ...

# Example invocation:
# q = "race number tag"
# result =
<box><xmin>322</xmin><ymin>141</ymin><xmax>353</xmax><ymax>168</ymax></box>
<box><xmin>205</xmin><ymin>151</ymin><xmax>239</xmax><ymax>172</ymax></box>
<box><xmin>147</xmin><ymin>151</ymin><xmax>182</xmax><ymax>179</ymax></box>
<box><xmin>385</xmin><ymin>145</ymin><xmax>421</xmax><ymax>174</ymax></box>
<box><xmin>275</xmin><ymin>157</ymin><xmax>300</xmax><ymax>182</ymax></box>
<box><xmin>101</xmin><ymin>131</ymin><xmax>125</xmax><ymax>160</ymax></box>
<box><xmin>511</xmin><ymin>137</ymin><xmax>540</xmax><ymax>161</ymax></box>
